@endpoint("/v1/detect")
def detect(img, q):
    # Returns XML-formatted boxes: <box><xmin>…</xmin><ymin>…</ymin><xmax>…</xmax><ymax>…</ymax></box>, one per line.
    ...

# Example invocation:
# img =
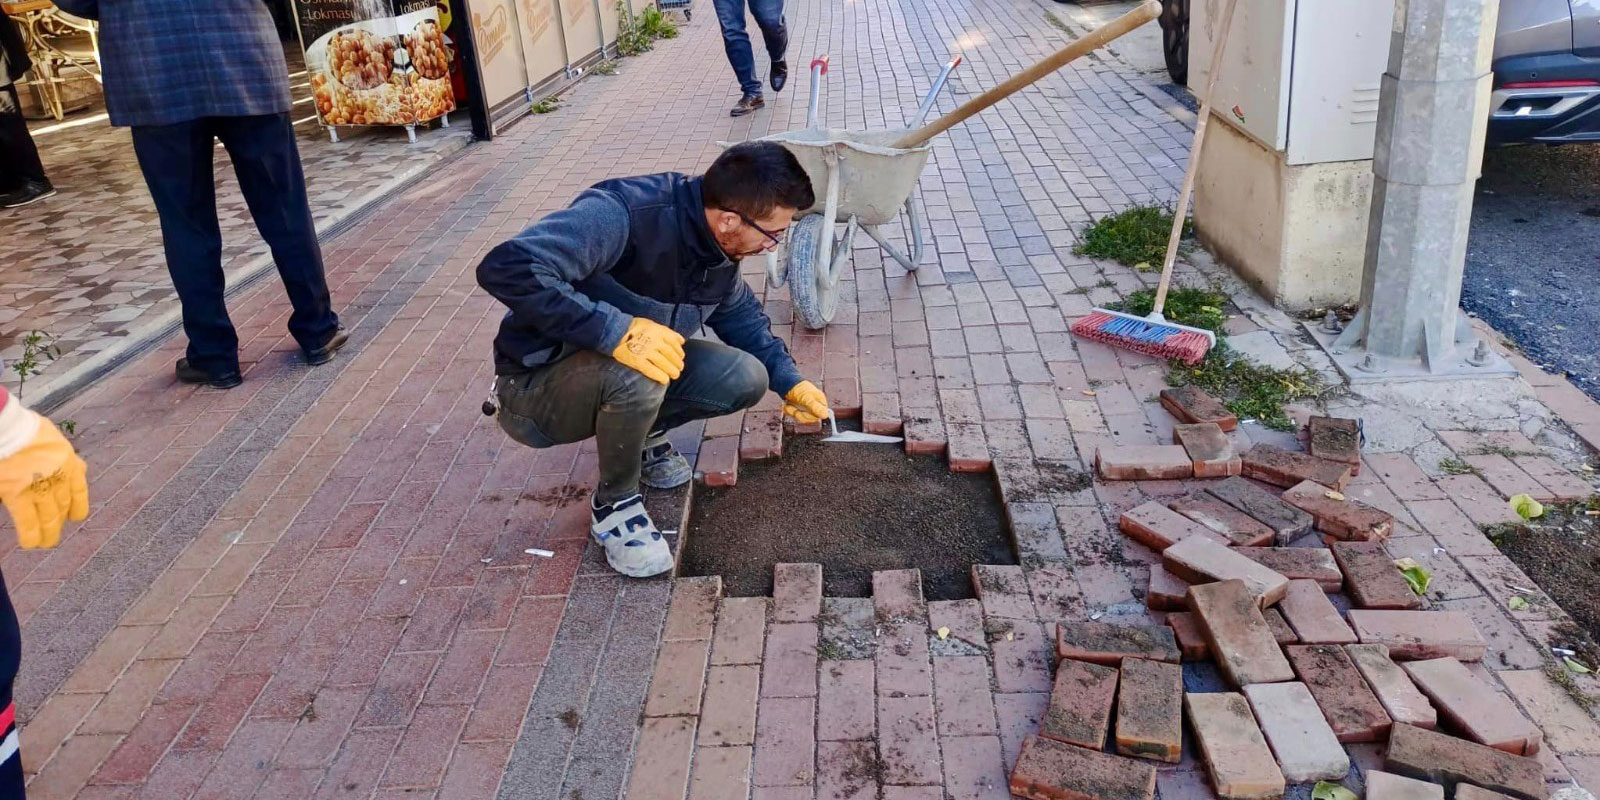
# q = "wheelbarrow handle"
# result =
<box><xmin>890</xmin><ymin>0</ymin><xmax>1159</xmax><ymax>149</ymax></box>
<box><xmin>911</xmin><ymin>54</ymin><xmax>964</xmax><ymax>128</ymax></box>
<box><xmin>807</xmin><ymin>55</ymin><xmax>829</xmax><ymax>128</ymax></box>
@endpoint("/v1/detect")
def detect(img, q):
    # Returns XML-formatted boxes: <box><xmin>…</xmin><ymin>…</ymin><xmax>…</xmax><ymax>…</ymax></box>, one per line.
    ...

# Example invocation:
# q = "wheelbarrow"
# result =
<box><xmin>758</xmin><ymin>55</ymin><xmax>958</xmax><ymax>329</ymax></box>
<box><xmin>750</xmin><ymin>0</ymin><xmax>1161</xmax><ymax>330</ymax></box>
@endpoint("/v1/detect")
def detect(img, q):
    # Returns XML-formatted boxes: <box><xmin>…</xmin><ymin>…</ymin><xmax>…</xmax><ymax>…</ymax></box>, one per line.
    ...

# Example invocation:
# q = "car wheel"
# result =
<box><xmin>1159</xmin><ymin>0</ymin><xmax>1189</xmax><ymax>86</ymax></box>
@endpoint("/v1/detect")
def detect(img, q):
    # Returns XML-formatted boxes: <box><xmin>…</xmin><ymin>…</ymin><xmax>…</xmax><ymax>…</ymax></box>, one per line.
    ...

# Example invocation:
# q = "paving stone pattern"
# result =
<box><xmin>6</xmin><ymin>0</ymin><xmax>1600</xmax><ymax>797</ymax></box>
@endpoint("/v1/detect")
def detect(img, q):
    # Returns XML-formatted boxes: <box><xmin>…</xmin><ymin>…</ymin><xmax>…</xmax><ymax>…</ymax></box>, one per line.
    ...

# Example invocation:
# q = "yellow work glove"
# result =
<box><xmin>0</xmin><ymin>404</ymin><xmax>89</xmax><ymax>550</ymax></box>
<box><xmin>783</xmin><ymin>380</ymin><xmax>831</xmax><ymax>425</ymax></box>
<box><xmin>611</xmin><ymin>317</ymin><xmax>685</xmax><ymax>385</ymax></box>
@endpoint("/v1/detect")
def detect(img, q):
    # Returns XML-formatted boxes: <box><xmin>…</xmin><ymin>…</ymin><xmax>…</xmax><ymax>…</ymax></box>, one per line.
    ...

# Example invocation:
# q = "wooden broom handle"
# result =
<box><xmin>1153</xmin><ymin>0</ymin><xmax>1239</xmax><ymax>316</ymax></box>
<box><xmin>889</xmin><ymin>0</ymin><xmax>1161</xmax><ymax>150</ymax></box>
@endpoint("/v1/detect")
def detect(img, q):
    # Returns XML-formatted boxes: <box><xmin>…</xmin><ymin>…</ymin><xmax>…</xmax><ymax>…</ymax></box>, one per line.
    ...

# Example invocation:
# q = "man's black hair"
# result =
<box><xmin>702</xmin><ymin>141</ymin><xmax>815</xmax><ymax>219</ymax></box>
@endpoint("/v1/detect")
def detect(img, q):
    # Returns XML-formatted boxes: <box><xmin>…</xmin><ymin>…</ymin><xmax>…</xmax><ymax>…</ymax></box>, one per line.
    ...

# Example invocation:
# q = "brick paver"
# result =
<box><xmin>10</xmin><ymin>0</ymin><xmax>1600</xmax><ymax>797</ymax></box>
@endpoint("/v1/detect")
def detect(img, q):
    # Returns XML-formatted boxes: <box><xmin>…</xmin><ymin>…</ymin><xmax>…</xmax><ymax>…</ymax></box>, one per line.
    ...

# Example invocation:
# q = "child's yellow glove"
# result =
<box><xmin>0</xmin><ymin>399</ymin><xmax>88</xmax><ymax>549</ymax></box>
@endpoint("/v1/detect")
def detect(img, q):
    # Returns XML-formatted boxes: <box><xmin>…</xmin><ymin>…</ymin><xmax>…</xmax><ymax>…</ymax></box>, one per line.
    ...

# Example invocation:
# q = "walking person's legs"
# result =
<box><xmin>712</xmin><ymin>0</ymin><xmax>766</xmax><ymax>115</ymax></box>
<box><xmin>130</xmin><ymin>119</ymin><xmax>245</xmax><ymax>387</ymax></box>
<box><xmin>746</xmin><ymin>0</ymin><xmax>789</xmax><ymax>93</ymax></box>
<box><xmin>217</xmin><ymin>113</ymin><xmax>344</xmax><ymax>363</ymax></box>
<box><xmin>0</xmin><ymin>84</ymin><xmax>53</xmax><ymax>209</ymax></box>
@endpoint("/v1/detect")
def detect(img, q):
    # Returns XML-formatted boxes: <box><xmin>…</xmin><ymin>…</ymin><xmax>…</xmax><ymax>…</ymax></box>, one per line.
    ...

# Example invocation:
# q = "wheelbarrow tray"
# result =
<box><xmin>755</xmin><ymin>128</ymin><xmax>932</xmax><ymax>226</ymax></box>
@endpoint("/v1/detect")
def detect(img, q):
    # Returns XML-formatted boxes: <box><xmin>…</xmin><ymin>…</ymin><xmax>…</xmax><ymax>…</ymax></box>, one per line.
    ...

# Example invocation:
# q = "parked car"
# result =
<box><xmin>1155</xmin><ymin>0</ymin><xmax>1600</xmax><ymax>145</ymax></box>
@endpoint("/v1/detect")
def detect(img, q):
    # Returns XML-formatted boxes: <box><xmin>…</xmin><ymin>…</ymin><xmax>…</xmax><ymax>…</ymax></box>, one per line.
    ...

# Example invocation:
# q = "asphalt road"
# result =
<box><xmin>1463</xmin><ymin>145</ymin><xmax>1600</xmax><ymax>402</ymax></box>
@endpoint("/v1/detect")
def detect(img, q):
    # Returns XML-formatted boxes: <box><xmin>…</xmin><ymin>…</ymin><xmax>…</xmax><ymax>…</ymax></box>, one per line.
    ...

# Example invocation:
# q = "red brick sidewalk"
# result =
<box><xmin>8</xmin><ymin>0</ymin><xmax>1600</xmax><ymax>797</ymax></box>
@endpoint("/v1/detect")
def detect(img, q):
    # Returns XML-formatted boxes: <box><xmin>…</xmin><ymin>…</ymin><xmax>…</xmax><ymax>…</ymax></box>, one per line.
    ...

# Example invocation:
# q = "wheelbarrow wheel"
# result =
<box><xmin>787</xmin><ymin>214</ymin><xmax>844</xmax><ymax>330</ymax></box>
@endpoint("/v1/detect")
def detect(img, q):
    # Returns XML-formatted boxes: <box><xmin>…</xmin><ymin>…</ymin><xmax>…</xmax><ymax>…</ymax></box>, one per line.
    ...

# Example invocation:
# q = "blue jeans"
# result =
<box><xmin>496</xmin><ymin>340</ymin><xmax>769</xmax><ymax>502</ymax></box>
<box><xmin>130</xmin><ymin>113</ymin><xmax>340</xmax><ymax>375</ymax></box>
<box><xmin>712</xmin><ymin>0</ymin><xmax>787</xmax><ymax>97</ymax></box>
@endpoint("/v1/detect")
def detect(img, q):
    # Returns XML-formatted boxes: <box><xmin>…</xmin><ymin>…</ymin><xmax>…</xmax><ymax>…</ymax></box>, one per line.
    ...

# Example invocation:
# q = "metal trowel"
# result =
<box><xmin>821</xmin><ymin>410</ymin><xmax>903</xmax><ymax>444</ymax></box>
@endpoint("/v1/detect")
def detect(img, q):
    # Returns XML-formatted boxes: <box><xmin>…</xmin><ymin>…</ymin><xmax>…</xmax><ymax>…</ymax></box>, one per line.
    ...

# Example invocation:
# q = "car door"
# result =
<box><xmin>1573</xmin><ymin>0</ymin><xmax>1600</xmax><ymax>55</ymax></box>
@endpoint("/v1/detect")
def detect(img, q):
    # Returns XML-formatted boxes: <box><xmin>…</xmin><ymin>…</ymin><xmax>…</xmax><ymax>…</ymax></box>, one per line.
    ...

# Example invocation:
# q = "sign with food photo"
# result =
<box><xmin>295</xmin><ymin>0</ymin><xmax>457</xmax><ymax>130</ymax></box>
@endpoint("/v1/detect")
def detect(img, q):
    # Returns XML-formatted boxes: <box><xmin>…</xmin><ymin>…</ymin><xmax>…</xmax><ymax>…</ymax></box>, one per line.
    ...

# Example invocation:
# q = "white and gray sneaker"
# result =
<box><xmin>590</xmin><ymin>493</ymin><xmax>674</xmax><ymax>578</ymax></box>
<box><xmin>640</xmin><ymin>433</ymin><xmax>692</xmax><ymax>489</ymax></box>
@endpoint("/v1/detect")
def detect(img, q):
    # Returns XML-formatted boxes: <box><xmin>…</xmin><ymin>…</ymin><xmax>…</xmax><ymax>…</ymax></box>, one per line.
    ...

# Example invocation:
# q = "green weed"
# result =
<box><xmin>532</xmin><ymin>97</ymin><xmax>560</xmax><ymax>114</ymax></box>
<box><xmin>9</xmin><ymin>330</ymin><xmax>59</xmax><ymax>400</ymax></box>
<box><xmin>617</xmin><ymin>2</ymin><xmax>677</xmax><ymax>57</ymax></box>
<box><xmin>1164</xmin><ymin>345</ymin><xmax>1323</xmax><ymax>431</ymax></box>
<box><xmin>1075</xmin><ymin>205</ymin><xmax>1192</xmax><ymax>270</ymax></box>
<box><xmin>1439</xmin><ymin>458</ymin><xmax>1477</xmax><ymax>476</ymax></box>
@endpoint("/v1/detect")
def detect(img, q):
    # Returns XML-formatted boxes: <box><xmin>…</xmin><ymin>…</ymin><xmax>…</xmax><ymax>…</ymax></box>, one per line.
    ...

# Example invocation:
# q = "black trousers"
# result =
<box><xmin>0</xmin><ymin>569</ymin><xmax>24</xmax><ymax>799</ymax></box>
<box><xmin>0</xmin><ymin>84</ymin><xmax>47</xmax><ymax>191</ymax></box>
<box><xmin>130</xmin><ymin>113</ymin><xmax>340</xmax><ymax>375</ymax></box>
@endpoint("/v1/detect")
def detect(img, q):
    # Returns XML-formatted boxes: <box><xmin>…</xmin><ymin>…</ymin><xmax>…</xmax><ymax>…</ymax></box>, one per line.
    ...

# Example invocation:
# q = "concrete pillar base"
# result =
<box><xmin>1192</xmin><ymin>118</ymin><xmax>1369</xmax><ymax>312</ymax></box>
<box><xmin>1303</xmin><ymin>311</ymin><xmax>1517</xmax><ymax>384</ymax></box>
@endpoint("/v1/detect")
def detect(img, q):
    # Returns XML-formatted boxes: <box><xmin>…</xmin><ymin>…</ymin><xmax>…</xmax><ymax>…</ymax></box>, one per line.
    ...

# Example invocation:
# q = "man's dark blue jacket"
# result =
<box><xmin>476</xmin><ymin>173</ymin><xmax>803</xmax><ymax>394</ymax></box>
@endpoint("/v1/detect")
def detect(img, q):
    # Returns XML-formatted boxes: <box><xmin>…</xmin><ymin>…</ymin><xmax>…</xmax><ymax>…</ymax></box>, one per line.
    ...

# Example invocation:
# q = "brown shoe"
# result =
<box><xmin>730</xmin><ymin>94</ymin><xmax>764</xmax><ymax>117</ymax></box>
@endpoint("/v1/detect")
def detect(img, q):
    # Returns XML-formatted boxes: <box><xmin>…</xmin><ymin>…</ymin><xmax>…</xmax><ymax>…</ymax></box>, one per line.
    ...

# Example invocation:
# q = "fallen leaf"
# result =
<box><xmin>1393</xmin><ymin>558</ymin><xmax>1431</xmax><ymax>596</ymax></box>
<box><xmin>1509</xmin><ymin>494</ymin><xmax>1545</xmax><ymax>521</ymax></box>
<box><xmin>1324</xmin><ymin>490</ymin><xmax>1346</xmax><ymax>501</ymax></box>
<box><xmin>1081</xmin><ymin>390</ymin><xmax>1097</xmax><ymax>397</ymax></box>
<box><xmin>1581</xmin><ymin>464</ymin><xmax>1595</xmax><ymax>473</ymax></box>
<box><xmin>936</xmin><ymin>626</ymin><xmax>950</xmax><ymax>640</ymax></box>
<box><xmin>1508</xmin><ymin>596</ymin><xmax>1529</xmax><ymax>611</ymax></box>
<box><xmin>1312</xmin><ymin>781</ymin><xmax>1358</xmax><ymax>800</ymax></box>
<box><xmin>1564</xmin><ymin>657</ymin><xmax>1593</xmax><ymax>674</ymax></box>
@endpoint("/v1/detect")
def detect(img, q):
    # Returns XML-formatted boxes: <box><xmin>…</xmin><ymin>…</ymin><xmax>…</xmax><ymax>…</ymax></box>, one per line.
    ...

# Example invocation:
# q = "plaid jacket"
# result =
<box><xmin>50</xmin><ymin>0</ymin><xmax>291</xmax><ymax>127</ymax></box>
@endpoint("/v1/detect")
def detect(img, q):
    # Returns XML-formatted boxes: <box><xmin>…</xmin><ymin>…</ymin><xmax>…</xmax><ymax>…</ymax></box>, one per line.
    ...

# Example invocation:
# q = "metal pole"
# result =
<box><xmin>1313</xmin><ymin>0</ymin><xmax>1514</xmax><ymax>382</ymax></box>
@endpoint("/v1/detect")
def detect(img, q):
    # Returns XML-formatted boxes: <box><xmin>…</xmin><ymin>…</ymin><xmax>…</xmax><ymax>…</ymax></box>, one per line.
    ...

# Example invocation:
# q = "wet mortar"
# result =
<box><xmin>681</xmin><ymin>425</ymin><xmax>1014</xmax><ymax>600</ymax></box>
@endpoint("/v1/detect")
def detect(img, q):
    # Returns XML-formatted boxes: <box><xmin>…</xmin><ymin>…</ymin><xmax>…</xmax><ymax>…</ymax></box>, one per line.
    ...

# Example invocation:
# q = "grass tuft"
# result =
<box><xmin>1075</xmin><ymin>205</ymin><xmax>1193</xmax><ymax>270</ymax></box>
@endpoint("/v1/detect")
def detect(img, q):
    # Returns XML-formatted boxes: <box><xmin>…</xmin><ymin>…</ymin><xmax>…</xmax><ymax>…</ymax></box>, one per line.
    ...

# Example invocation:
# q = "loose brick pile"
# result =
<box><xmin>1024</xmin><ymin>390</ymin><xmax>1561</xmax><ymax>800</ymax></box>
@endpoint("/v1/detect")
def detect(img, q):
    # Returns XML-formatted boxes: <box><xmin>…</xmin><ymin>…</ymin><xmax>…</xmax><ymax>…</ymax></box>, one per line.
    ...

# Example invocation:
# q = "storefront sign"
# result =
<box><xmin>469</xmin><ymin>0</ymin><xmax>536</xmax><ymax>116</ymax></box>
<box><xmin>295</xmin><ymin>0</ymin><xmax>458</xmax><ymax>128</ymax></box>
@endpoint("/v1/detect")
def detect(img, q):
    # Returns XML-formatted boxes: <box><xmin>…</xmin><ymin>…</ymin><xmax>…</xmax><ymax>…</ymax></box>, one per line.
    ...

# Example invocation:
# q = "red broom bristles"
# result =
<box><xmin>1070</xmin><ymin>313</ymin><xmax>1212</xmax><ymax>365</ymax></box>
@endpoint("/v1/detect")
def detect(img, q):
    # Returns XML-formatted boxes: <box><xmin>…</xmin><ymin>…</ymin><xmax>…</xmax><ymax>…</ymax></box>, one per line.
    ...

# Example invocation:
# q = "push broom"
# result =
<box><xmin>1070</xmin><ymin>0</ymin><xmax>1239</xmax><ymax>366</ymax></box>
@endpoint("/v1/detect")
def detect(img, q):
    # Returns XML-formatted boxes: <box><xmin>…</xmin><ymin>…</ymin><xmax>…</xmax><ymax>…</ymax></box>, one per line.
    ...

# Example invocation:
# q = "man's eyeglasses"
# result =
<box><xmin>735</xmin><ymin>211</ymin><xmax>787</xmax><ymax>250</ymax></box>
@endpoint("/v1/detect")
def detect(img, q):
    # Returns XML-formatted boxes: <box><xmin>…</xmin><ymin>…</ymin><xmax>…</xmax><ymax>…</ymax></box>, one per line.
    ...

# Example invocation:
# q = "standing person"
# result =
<box><xmin>0</xmin><ymin>381</ymin><xmax>91</xmax><ymax>799</ymax></box>
<box><xmin>51</xmin><ymin>0</ymin><xmax>348</xmax><ymax>389</ymax></box>
<box><xmin>713</xmin><ymin>0</ymin><xmax>787</xmax><ymax>117</ymax></box>
<box><xmin>477</xmin><ymin>142</ymin><xmax>830</xmax><ymax>578</ymax></box>
<box><xmin>0</xmin><ymin>13</ymin><xmax>54</xmax><ymax>209</ymax></box>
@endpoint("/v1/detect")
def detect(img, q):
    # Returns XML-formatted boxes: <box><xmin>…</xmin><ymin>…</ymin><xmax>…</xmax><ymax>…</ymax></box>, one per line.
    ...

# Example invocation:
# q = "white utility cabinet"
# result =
<box><xmin>1188</xmin><ymin>0</ymin><xmax>1395</xmax><ymax>165</ymax></box>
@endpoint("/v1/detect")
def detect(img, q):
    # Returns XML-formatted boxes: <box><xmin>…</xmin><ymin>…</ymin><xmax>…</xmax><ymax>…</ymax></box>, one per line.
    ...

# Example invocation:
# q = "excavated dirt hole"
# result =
<box><xmin>681</xmin><ymin>424</ymin><xmax>1013</xmax><ymax>600</ymax></box>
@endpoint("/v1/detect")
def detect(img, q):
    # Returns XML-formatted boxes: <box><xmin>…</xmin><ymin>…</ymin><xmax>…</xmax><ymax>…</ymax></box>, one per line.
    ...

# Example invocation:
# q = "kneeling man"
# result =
<box><xmin>477</xmin><ymin>142</ymin><xmax>830</xmax><ymax>578</ymax></box>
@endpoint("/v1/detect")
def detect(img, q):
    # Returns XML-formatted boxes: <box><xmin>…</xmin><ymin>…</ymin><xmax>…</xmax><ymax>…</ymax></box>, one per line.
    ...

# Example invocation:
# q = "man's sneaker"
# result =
<box><xmin>1</xmin><ymin>180</ymin><xmax>56</xmax><ymax>209</ymax></box>
<box><xmin>640</xmin><ymin>433</ymin><xmax>692</xmax><ymax>489</ymax></box>
<box><xmin>730</xmin><ymin>93</ymin><xmax>764</xmax><ymax>117</ymax></box>
<box><xmin>770</xmin><ymin>60</ymin><xmax>789</xmax><ymax>92</ymax></box>
<box><xmin>590</xmin><ymin>493</ymin><xmax>674</xmax><ymax>578</ymax></box>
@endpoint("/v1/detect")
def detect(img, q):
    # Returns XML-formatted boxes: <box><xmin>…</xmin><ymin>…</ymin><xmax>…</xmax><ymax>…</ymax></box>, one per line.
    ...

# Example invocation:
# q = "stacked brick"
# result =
<box><xmin>1026</xmin><ymin>389</ymin><xmax>1559</xmax><ymax>800</ymax></box>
